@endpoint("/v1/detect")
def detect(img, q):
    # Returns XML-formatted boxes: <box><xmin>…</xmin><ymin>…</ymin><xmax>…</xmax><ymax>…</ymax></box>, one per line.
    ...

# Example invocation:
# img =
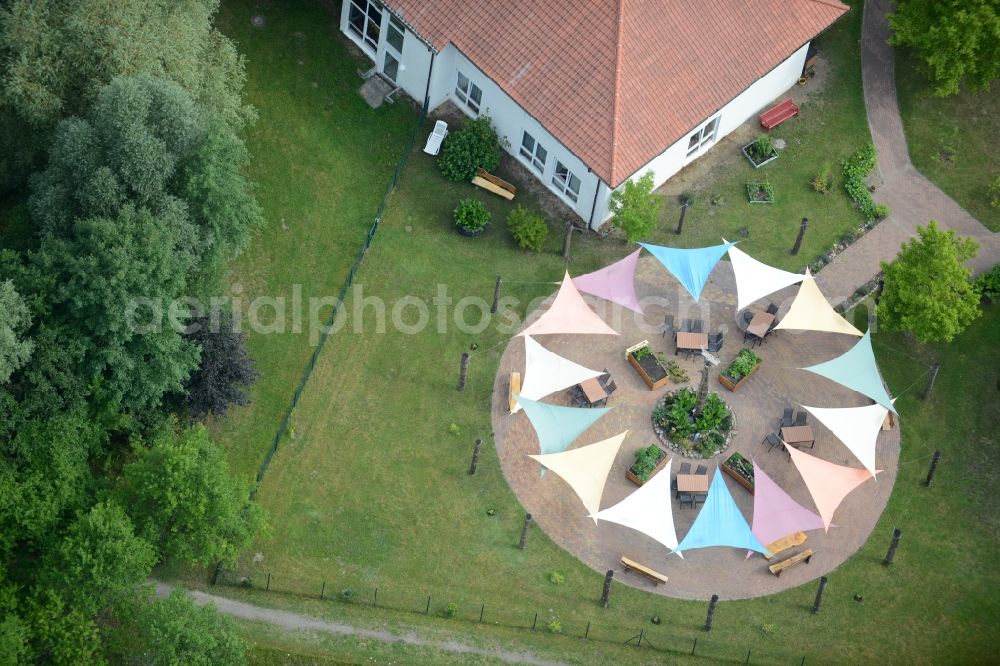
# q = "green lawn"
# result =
<box><xmin>194</xmin><ymin>1</ymin><xmax>1000</xmax><ymax>664</ymax></box>
<box><xmin>895</xmin><ymin>49</ymin><xmax>1000</xmax><ymax>232</ymax></box>
<box><xmin>642</xmin><ymin>3</ymin><xmax>873</xmax><ymax>271</ymax></box>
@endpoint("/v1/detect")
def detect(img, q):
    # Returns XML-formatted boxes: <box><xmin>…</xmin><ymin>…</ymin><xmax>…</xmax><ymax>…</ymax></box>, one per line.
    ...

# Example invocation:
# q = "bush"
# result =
<box><xmin>437</xmin><ymin>116</ymin><xmax>503</xmax><ymax>181</ymax></box>
<box><xmin>444</xmin><ymin>602</ymin><xmax>458</xmax><ymax>618</ymax></box>
<box><xmin>548</xmin><ymin>572</ymin><xmax>565</xmax><ymax>585</ymax></box>
<box><xmin>843</xmin><ymin>144</ymin><xmax>881</xmax><ymax>221</ymax></box>
<box><xmin>749</xmin><ymin>135</ymin><xmax>775</xmax><ymax>162</ymax></box>
<box><xmin>974</xmin><ymin>263</ymin><xmax>1000</xmax><ymax>302</ymax></box>
<box><xmin>811</xmin><ymin>164</ymin><xmax>833</xmax><ymax>193</ymax></box>
<box><xmin>725</xmin><ymin>348</ymin><xmax>761</xmax><ymax>381</ymax></box>
<box><xmin>547</xmin><ymin>619</ymin><xmax>562</xmax><ymax>634</ymax></box>
<box><xmin>506</xmin><ymin>205</ymin><xmax>548</xmax><ymax>251</ymax></box>
<box><xmin>609</xmin><ymin>171</ymin><xmax>661</xmax><ymax>242</ymax></box>
<box><xmin>989</xmin><ymin>175</ymin><xmax>1000</xmax><ymax>209</ymax></box>
<box><xmin>630</xmin><ymin>444</ymin><xmax>665</xmax><ymax>481</ymax></box>
<box><xmin>874</xmin><ymin>203</ymin><xmax>891</xmax><ymax>220</ymax></box>
<box><xmin>453</xmin><ymin>198</ymin><xmax>490</xmax><ymax>233</ymax></box>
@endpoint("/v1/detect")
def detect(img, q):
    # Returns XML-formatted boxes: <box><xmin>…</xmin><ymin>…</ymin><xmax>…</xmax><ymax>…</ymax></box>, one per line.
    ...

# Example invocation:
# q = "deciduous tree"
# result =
<box><xmin>182</xmin><ymin>309</ymin><xmax>259</xmax><ymax>419</ymax></box>
<box><xmin>609</xmin><ymin>172</ymin><xmax>662</xmax><ymax>242</ymax></box>
<box><xmin>0</xmin><ymin>280</ymin><xmax>33</xmax><ymax>383</ymax></box>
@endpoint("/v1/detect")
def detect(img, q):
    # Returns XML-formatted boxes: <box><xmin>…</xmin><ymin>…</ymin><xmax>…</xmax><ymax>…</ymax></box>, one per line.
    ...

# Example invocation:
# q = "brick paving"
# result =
<box><xmin>491</xmin><ymin>259</ymin><xmax>900</xmax><ymax>600</ymax></box>
<box><xmin>815</xmin><ymin>0</ymin><xmax>1000</xmax><ymax>300</ymax></box>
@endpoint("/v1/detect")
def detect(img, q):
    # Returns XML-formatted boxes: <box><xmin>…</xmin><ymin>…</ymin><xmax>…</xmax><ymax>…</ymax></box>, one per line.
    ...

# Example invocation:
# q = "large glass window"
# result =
<box><xmin>686</xmin><ymin>115</ymin><xmax>720</xmax><ymax>158</ymax></box>
<box><xmin>347</xmin><ymin>0</ymin><xmax>383</xmax><ymax>52</ymax></box>
<box><xmin>455</xmin><ymin>72</ymin><xmax>482</xmax><ymax>114</ymax></box>
<box><xmin>387</xmin><ymin>16</ymin><xmax>405</xmax><ymax>53</ymax></box>
<box><xmin>552</xmin><ymin>161</ymin><xmax>581</xmax><ymax>203</ymax></box>
<box><xmin>519</xmin><ymin>131</ymin><xmax>548</xmax><ymax>173</ymax></box>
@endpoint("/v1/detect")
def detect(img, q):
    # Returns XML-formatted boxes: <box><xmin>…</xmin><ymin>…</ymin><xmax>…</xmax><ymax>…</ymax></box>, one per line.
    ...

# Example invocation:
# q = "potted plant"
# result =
<box><xmin>746</xmin><ymin>180</ymin><xmax>774</xmax><ymax>204</ymax></box>
<box><xmin>625</xmin><ymin>444</ymin><xmax>668</xmax><ymax>486</ymax></box>
<box><xmin>719</xmin><ymin>348</ymin><xmax>761</xmax><ymax>391</ymax></box>
<box><xmin>453</xmin><ymin>198</ymin><xmax>490</xmax><ymax>236</ymax></box>
<box><xmin>742</xmin><ymin>135</ymin><xmax>779</xmax><ymax>168</ymax></box>
<box><xmin>625</xmin><ymin>340</ymin><xmax>669</xmax><ymax>390</ymax></box>
<box><xmin>722</xmin><ymin>452</ymin><xmax>754</xmax><ymax>494</ymax></box>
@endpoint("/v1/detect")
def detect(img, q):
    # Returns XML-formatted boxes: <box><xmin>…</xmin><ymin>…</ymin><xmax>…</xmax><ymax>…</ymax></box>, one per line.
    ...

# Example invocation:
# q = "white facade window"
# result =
<box><xmin>552</xmin><ymin>161</ymin><xmax>580</xmax><ymax>203</ymax></box>
<box><xmin>347</xmin><ymin>0</ymin><xmax>383</xmax><ymax>52</ymax></box>
<box><xmin>519</xmin><ymin>131</ymin><xmax>548</xmax><ymax>173</ymax></box>
<box><xmin>455</xmin><ymin>72</ymin><xmax>482</xmax><ymax>114</ymax></box>
<box><xmin>386</xmin><ymin>16</ymin><xmax>405</xmax><ymax>53</ymax></box>
<box><xmin>686</xmin><ymin>116</ymin><xmax>720</xmax><ymax>158</ymax></box>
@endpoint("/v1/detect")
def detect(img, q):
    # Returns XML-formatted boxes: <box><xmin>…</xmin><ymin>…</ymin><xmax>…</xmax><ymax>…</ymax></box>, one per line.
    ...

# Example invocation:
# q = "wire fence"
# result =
<box><xmin>215</xmin><ymin>566</ymin><xmax>812</xmax><ymax>664</ymax></box>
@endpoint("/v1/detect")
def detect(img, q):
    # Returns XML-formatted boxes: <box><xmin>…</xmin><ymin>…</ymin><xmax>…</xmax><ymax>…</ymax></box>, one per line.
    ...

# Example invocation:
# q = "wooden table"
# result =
<box><xmin>747</xmin><ymin>311</ymin><xmax>775</xmax><ymax>339</ymax></box>
<box><xmin>676</xmin><ymin>332</ymin><xmax>708</xmax><ymax>351</ymax></box>
<box><xmin>676</xmin><ymin>474</ymin><xmax>709</xmax><ymax>493</ymax></box>
<box><xmin>578</xmin><ymin>377</ymin><xmax>608</xmax><ymax>404</ymax></box>
<box><xmin>763</xmin><ymin>531</ymin><xmax>807</xmax><ymax>560</ymax></box>
<box><xmin>781</xmin><ymin>425</ymin><xmax>815</xmax><ymax>448</ymax></box>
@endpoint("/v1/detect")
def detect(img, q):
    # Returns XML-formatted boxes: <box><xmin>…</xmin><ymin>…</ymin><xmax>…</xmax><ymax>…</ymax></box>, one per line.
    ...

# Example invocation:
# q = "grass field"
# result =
<box><xmin>895</xmin><ymin>49</ymin><xmax>1000</xmax><ymax>232</ymax></box>
<box><xmin>192</xmin><ymin>1</ymin><xmax>1000</xmax><ymax>663</ymax></box>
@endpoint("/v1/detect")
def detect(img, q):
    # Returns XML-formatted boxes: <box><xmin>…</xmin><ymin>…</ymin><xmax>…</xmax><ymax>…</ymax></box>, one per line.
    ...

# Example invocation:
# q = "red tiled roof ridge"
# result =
<box><xmin>608</xmin><ymin>0</ymin><xmax>627</xmax><ymax>185</ymax></box>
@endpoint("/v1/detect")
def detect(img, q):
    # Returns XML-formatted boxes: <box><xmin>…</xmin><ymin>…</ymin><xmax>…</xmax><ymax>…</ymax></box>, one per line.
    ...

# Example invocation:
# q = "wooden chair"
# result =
<box><xmin>780</xmin><ymin>407</ymin><xmax>794</xmax><ymax>429</ymax></box>
<box><xmin>761</xmin><ymin>433</ymin><xmax>781</xmax><ymax>452</ymax></box>
<box><xmin>692</xmin><ymin>319</ymin><xmax>704</xmax><ymax>333</ymax></box>
<box><xmin>567</xmin><ymin>386</ymin><xmax>588</xmax><ymax>408</ymax></box>
<box><xmin>708</xmin><ymin>331</ymin><xmax>723</xmax><ymax>353</ymax></box>
<box><xmin>679</xmin><ymin>462</ymin><xmax>692</xmax><ymax>475</ymax></box>
<box><xmin>680</xmin><ymin>318</ymin><xmax>693</xmax><ymax>333</ymax></box>
<box><xmin>766</xmin><ymin>302</ymin><xmax>779</xmax><ymax>315</ymax></box>
<box><xmin>695</xmin><ymin>464</ymin><xmax>708</xmax><ymax>475</ymax></box>
<box><xmin>795</xmin><ymin>411</ymin><xmax>808</xmax><ymax>426</ymax></box>
<box><xmin>677</xmin><ymin>492</ymin><xmax>695</xmax><ymax>509</ymax></box>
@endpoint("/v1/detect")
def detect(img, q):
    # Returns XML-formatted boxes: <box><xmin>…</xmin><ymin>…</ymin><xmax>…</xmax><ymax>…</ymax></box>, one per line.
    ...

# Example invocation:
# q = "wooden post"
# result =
<box><xmin>562</xmin><ymin>221</ymin><xmax>573</xmax><ymax>262</ymax></box>
<box><xmin>490</xmin><ymin>276</ymin><xmax>502</xmax><ymax>314</ymax></box>
<box><xmin>703</xmin><ymin>594</ymin><xmax>719</xmax><ymax>631</ymax></box>
<box><xmin>637</xmin><ymin>628</ymin><xmax>644</xmax><ymax>647</ymax></box>
<box><xmin>790</xmin><ymin>217</ymin><xmax>808</xmax><ymax>255</ymax></box>
<box><xmin>925</xmin><ymin>451</ymin><xmax>941</xmax><ymax>487</ymax></box>
<box><xmin>458</xmin><ymin>352</ymin><xmax>470</xmax><ymax>391</ymax></box>
<box><xmin>811</xmin><ymin>576</ymin><xmax>828</xmax><ymax>614</ymax></box>
<box><xmin>531</xmin><ymin>612</ymin><xmax>537</xmax><ymax>630</ymax></box>
<box><xmin>676</xmin><ymin>202</ymin><xmax>688</xmax><ymax>235</ymax></box>
<box><xmin>922</xmin><ymin>362</ymin><xmax>940</xmax><ymax>400</ymax></box>
<box><xmin>479</xmin><ymin>604</ymin><xmax>485</xmax><ymax>622</ymax></box>
<box><xmin>600</xmin><ymin>570</ymin><xmax>614</xmax><ymax>608</ymax></box>
<box><xmin>746</xmin><ymin>648</ymin><xmax>752</xmax><ymax>664</ymax></box>
<box><xmin>320</xmin><ymin>580</ymin><xmax>325</xmax><ymax>599</ymax></box>
<box><xmin>691</xmin><ymin>638</ymin><xmax>698</xmax><ymax>655</ymax></box>
<box><xmin>585</xmin><ymin>621</ymin><xmax>590</xmax><ymax>639</ymax></box>
<box><xmin>469</xmin><ymin>438</ymin><xmax>482</xmax><ymax>475</ymax></box>
<box><xmin>883</xmin><ymin>527</ymin><xmax>902</xmax><ymax>566</ymax></box>
<box><xmin>518</xmin><ymin>512</ymin><xmax>532</xmax><ymax>550</ymax></box>
<box><xmin>373</xmin><ymin>587</ymin><xmax>378</xmax><ymax>607</ymax></box>
<box><xmin>425</xmin><ymin>595</ymin><xmax>431</xmax><ymax>614</ymax></box>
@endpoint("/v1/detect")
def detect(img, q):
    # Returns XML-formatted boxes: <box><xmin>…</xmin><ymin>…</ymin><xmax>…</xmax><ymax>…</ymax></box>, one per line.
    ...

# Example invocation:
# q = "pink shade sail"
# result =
<box><xmin>518</xmin><ymin>272</ymin><xmax>620</xmax><ymax>337</ymax></box>
<box><xmin>785</xmin><ymin>444</ymin><xmax>878</xmax><ymax>531</ymax></box>
<box><xmin>749</xmin><ymin>461</ymin><xmax>825</xmax><ymax>552</ymax></box>
<box><xmin>572</xmin><ymin>249</ymin><xmax>644</xmax><ymax>314</ymax></box>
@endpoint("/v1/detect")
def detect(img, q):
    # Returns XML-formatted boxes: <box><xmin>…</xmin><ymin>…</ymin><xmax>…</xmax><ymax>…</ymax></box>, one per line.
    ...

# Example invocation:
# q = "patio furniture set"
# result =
<box><xmin>662</xmin><ymin>315</ymin><xmax>723</xmax><ymax>359</ymax></box>
<box><xmin>740</xmin><ymin>302</ymin><xmax>780</xmax><ymax>347</ymax></box>
<box><xmin>566</xmin><ymin>370</ymin><xmax>617</xmax><ymax>408</ymax></box>
<box><xmin>671</xmin><ymin>462</ymin><xmax>711</xmax><ymax>509</ymax></box>
<box><xmin>761</xmin><ymin>407</ymin><xmax>815</xmax><ymax>458</ymax></box>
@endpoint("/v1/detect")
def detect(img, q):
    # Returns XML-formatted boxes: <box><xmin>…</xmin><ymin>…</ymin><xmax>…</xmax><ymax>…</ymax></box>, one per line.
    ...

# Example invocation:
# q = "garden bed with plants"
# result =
<box><xmin>651</xmin><ymin>388</ymin><xmax>735</xmax><ymax>459</ymax></box>
<box><xmin>746</xmin><ymin>180</ymin><xmax>774</xmax><ymax>204</ymax></box>
<box><xmin>743</xmin><ymin>135</ymin><xmax>779</xmax><ymax>169</ymax></box>
<box><xmin>719</xmin><ymin>348</ymin><xmax>761</xmax><ymax>391</ymax></box>
<box><xmin>722</xmin><ymin>452</ymin><xmax>755</xmax><ymax>494</ymax></box>
<box><xmin>625</xmin><ymin>444</ymin><xmax>669</xmax><ymax>486</ymax></box>
<box><xmin>626</xmin><ymin>340</ymin><xmax>669</xmax><ymax>390</ymax></box>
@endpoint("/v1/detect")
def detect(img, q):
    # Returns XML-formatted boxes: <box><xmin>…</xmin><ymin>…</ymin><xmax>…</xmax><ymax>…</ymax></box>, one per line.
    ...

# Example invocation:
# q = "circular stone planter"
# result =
<box><xmin>651</xmin><ymin>392</ymin><xmax>736</xmax><ymax>460</ymax></box>
<box><xmin>455</xmin><ymin>225</ymin><xmax>487</xmax><ymax>237</ymax></box>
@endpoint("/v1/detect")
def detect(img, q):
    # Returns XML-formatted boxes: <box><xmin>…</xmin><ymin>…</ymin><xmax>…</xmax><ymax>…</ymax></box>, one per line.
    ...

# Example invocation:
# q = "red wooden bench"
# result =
<box><xmin>760</xmin><ymin>98</ymin><xmax>799</xmax><ymax>130</ymax></box>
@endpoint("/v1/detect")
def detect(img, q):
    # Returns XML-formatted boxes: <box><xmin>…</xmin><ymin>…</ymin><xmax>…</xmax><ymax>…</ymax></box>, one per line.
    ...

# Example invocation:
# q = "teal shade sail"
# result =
<box><xmin>640</xmin><ymin>242</ymin><xmax>735</xmax><ymax>302</ymax></box>
<box><xmin>674</xmin><ymin>468</ymin><xmax>770</xmax><ymax>555</ymax></box>
<box><xmin>800</xmin><ymin>331</ymin><xmax>897</xmax><ymax>414</ymax></box>
<box><xmin>514</xmin><ymin>395</ymin><xmax>611</xmax><ymax>456</ymax></box>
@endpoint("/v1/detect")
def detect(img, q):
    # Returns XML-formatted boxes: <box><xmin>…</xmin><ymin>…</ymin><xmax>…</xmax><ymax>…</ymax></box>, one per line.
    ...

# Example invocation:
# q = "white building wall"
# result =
<box><xmin>593</xmin><ymin>43</ymin><xmax>811</xmax><ymax>225</ymax></box>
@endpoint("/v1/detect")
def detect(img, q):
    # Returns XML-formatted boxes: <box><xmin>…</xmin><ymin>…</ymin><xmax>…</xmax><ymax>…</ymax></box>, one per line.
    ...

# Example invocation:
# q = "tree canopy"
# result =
<box><xmin>609</xmin><ymin>172</ymin><xmax>662</xmax><ymax>242</ymax></box>
<box><xmin>0</xmin><ymin>280</ymin><xmax>33</xmax><ymax>383</ymax></box>
<box><xmin>877</xmin><ymin>220</ymin><xmax>981</xmax><ymax>342</ymax></box>
<box><xmin>889</xmin><ymin>0</ymin><xmax>1000</xmax><ymax>96</ymax></box>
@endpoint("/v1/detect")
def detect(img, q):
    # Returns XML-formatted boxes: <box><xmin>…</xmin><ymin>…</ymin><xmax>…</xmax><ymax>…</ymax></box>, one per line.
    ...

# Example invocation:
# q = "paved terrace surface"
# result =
<box><xmin>815</xmin><ymin>0</ymin><xmax>999</xmax><ymax>299</ymax></box>
<box><xmin>491</xmin><ymin>259</ymin><xmax>900</xmax><ymax>601</ymax></box>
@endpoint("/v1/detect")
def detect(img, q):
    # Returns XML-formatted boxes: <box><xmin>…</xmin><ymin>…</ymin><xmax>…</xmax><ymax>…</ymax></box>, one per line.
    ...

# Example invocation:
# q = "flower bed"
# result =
<box><xmin>651</xmin><ymin>388</ymin><xmax>734</xmax><ymax>459</ymax></box>
<box><xmin>719</xmin><ymin>348</ymin><xmax>761</xmax><ymax>391</ymax></box>
<box><xmin>722</xmin><ymin>452</ymin><xmax>754</xmax><ymax>494</ymax></box>
<box><xmin>626</xmin><ymin>340</ymin><xmax>669</xmax><ymax>390</ymax></box>
<box><xmin>742</xmin><ymin>136</ymin><xmax>779</xmax><ymax>169</ymax></box>
<box><xmin>625</xmin><ymin>444</ymin><xmax>669</xmax><ymax>486</ymax></box>
<box><xmin>746</xmin><ymin>181</ymin><xmax>774</xmax><ymax>204</ymax></box>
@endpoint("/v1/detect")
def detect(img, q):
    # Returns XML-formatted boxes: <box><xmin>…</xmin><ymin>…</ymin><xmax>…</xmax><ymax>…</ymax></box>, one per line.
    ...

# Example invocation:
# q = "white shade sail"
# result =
<box><xmin>512</xmin><ymin>336</ymin><xmax>603</xmax><ymax>413</ymax></box>
<box><xmin>591</xmin><ymin>457</ymin><xmax>679</xmax><ymax>552</ymax></box>
<box><xmin>802</xmin><ymin>403</ymin><xmax>889</xmax><ymax>477</ymax></box>
<box><xmin>529</xmin><ymin>431</ymin><xmax>627</xmax><ymax>522</ymax></box>
<box><xmin>774</xmin><ymin>270</ymin><xmax>863</xmax><ymax>336</ymax></box>
<box><xmin>726</xmin><ymin>243</ymin><xmax>806</xmax><ymax>310</ymax></box>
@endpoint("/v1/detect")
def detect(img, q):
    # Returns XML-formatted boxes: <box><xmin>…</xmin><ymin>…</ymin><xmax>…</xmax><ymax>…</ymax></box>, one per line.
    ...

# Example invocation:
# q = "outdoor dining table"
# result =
<box><xmin>675</xmin><ymin>332</ymin><xmax>709</xmax><ymax>351</ymax></box>
<box><xmin>578</xmin><ymin>377</ymin><xmax>608</xmax><ymax>405</ymax></box>
<box><xmin>781</xmin><ymin>425</ymin><xmax>815</xmax><ymax>449</ymax></box>
<box><xmin>746</xmin><ymin>311</ymin><xmax>776</xmax><ymax>340</ymax></box>
<box><xmin>676</xmin><ymin>473</ymin><xmax>709</xmax><ymax>494</ymax></box>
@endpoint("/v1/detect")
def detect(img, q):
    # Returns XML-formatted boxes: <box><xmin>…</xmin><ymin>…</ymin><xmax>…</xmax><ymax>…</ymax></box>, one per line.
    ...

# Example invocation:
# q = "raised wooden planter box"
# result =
<box><xmin>721</xmin><ymin>453</ymin><xmax>755</xmax><ymax>495</ymax></box>
<box><xmin>471</xmin><ymin>167</ymin><xmax>516</xmax><ymax>200</ymax></box>
<box><xmin>742</xmin><ymin>143</ymin><xmax>779</xmax><ymax>169</ymax></box>
<box><xmin>625</xmin><ymin>446</ymin><xmax>668</xmax><ymax>486</ymax></box>
<box><xmin>718</xmin><ymin>362</ymin><xmax>759</xmax><ymax>391</ymax></box>
<box><xmin>626</xmin><ymin>340</ymin><xmax>669</xmax><ymax>390</ymax></box>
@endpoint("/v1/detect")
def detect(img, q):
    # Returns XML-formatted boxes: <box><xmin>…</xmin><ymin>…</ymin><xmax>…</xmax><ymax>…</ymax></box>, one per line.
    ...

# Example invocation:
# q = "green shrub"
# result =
<box><xmin>725</xmin><ymin>348</ymin><xmax>761</xmax><ymax>381</ymax></box>
<box><xmin>749</xmin><ymin>135</ymin><xmax>775</xmax><ymax>162</ymax></box>
<box><xmin>630</xmin><ymin>445</ymin><xmax>665</xmax><ymax>481</ymax></box>
<box><xmin>874</xmin><ymin>203</ymin><xmax>891</xmax><ymax>219</ymax></box>
<box><xmin>989</xmin><ymin>175</ymin><xmax>1000</xmax><ymax>209</ymax></box>
<box><xmin>609</xmin><ymin>171</ymin><xmax>662</xmax><ymax>242</ymax></box>
<box><xmin>811</xmin><ymin>164</ymin><xmax>833</xmax><ymax>193</ymax></box>
<box><xmin>453</xmin><ymin>198</ymin><xmax>490</xmax><ymax>233</ymax></box>
<box><xmin>842</xmin><ymin>144</ymin><xmax>881</xmax><ymax>221</ymax></box>
<box><xmin>506</xmin><ymin>205</ymin><xmax>548</xmax><ymax>251</ymax></box>
<box><xmin>437</xmin><ymin>116</ymin><xmax>503</xmax><ymax>181</ymax></box>
<box><xmin>340</xmin><ymin>589</ymin><xmax>354</xmax><ymax>600</ymax></box>
<box><xmin>746</xmin><ymin>180</ymin><xmax>774</xmax><ymax>202</ymax></box>
<box><xmin>695</xmin><ymin>393</ymin><xmax>729</xmax><ymax>433</ymax></box>
<box><xmin>974</xmin><ymin>263</ymin><xmax>1000</xmax><ymax>302</ymax></box>
<box><xmin>548</xmin><ymin>572</ymin><xmax>565</xmax><ymax>585</ymax></box>
<box><xmin>547</xmin><ymin>619</ymin><xmax>562</xmax><ymax>634</ymax></box>
<box><xmin>444</xmin><ymin>602</ymin><xmax>458</xmax><ymax>618</ymax></box>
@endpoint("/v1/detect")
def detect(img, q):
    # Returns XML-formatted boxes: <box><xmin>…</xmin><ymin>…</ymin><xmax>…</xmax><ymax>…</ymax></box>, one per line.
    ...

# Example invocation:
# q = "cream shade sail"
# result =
<box><xmin>773</xmin><ymin>270</ymin><xmax>862</xmax><ymax>336</ymax></box>
<box><xmin>529</xmin><ymin>431</ymin><xmax>628</xmax><ymax>522</ymax></box>
<box><xmin>511</xmin><ymin>336</ymin><xmax>603</xmax><ymax>413</ymax></box>
<box><xmin>802</xmin><ymin>403</ymin><xmax>889</xmax><ymax>476</ymax></box>
<box><xmin>590</xmin><ymin>457</ymin><xmax>679</xmax><ymax>552</ymax></box>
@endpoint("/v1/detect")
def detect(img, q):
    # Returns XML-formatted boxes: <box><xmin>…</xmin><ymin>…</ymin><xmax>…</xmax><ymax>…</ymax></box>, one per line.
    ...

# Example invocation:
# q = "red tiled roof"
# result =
<box><xmin>387</xmin><ymin>0</ymin><xmax>848</xmax><ymax>186</ymax></box>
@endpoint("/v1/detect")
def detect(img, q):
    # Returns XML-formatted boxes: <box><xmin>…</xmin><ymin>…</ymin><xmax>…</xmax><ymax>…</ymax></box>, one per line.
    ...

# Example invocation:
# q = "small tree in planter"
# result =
<box><xmin>719</xmin><ymin>348</ymin><xmax>761</xmax><ymax>391</ymax></box>
<box><xmin>742</xmin><ymin>135</ymin><xmax>778</xmax><ymax>168</ymax></box>
<box><xmin>454</xmin><ymin>198</ymin><xmax>490</xmax><ymax>236</ymax></box>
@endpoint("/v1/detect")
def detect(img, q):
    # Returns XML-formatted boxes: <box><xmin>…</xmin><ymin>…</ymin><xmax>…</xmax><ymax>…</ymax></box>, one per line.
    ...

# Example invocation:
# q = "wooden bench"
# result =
<box><xmin>620</xmin><ymin>556</ymin><xmax>669</xmax><ymax>586</ymax></box>
<box><xmin>508</xmin><ymin>372</ymin><xmax>521</xmax><ymax>413</ymax></box>
<box><xmin>768</xmin><ymin>548</ymin><xmax>814</xmax><ymax>577</ymax></box>
<box><xmin>762</xmin><ymin>532</ymin><xmax>807</xmax><ymax>561</ymax></box>
<box><xmin>471</xmin><ymin>167</ymin><xmax>516</xmax><ymax>200</ymax></box>
<box><xmin>760</xmin><ymin>98</ymin><xmax>799</xmax><ymax>130</ymax></box>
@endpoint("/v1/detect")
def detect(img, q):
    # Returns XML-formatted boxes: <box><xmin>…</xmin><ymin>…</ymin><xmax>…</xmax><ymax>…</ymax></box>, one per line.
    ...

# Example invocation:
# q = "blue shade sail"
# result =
<box><xmin>639</xmin><ymin>242</ymin><xmax>736</xmax><ymax>302</ymax></box>
<box><xmin>674</xmin><ymin>468</ymin><xmax>770</xmax><ymax>555</ymax></box>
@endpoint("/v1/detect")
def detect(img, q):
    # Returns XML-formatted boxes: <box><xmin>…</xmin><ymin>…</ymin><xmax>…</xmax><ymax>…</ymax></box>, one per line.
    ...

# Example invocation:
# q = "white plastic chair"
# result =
<box><xmin>423</xmin><ymin>120</ymin><xmax>448</xmax><ymax>155</ymax></box>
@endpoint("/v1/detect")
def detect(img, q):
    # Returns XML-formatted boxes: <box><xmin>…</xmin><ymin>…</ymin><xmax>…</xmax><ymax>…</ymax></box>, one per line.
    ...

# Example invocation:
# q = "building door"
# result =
<box><xmin>381</xmin><ymin>15</ymin><xmax>405</xmax><ymax>82</ymax></box>
<box><xmin>382</xmin><ymin>52</ymin><xmax>400</xmax><ymax>82</ymax></box>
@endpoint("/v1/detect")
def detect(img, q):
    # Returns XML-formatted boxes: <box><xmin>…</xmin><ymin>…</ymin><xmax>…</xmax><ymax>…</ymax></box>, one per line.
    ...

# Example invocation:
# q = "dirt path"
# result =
<box><xmin>153</xmin><ymin>583</ymin><xmax>566</xmax><ymax>666</ymax></box>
